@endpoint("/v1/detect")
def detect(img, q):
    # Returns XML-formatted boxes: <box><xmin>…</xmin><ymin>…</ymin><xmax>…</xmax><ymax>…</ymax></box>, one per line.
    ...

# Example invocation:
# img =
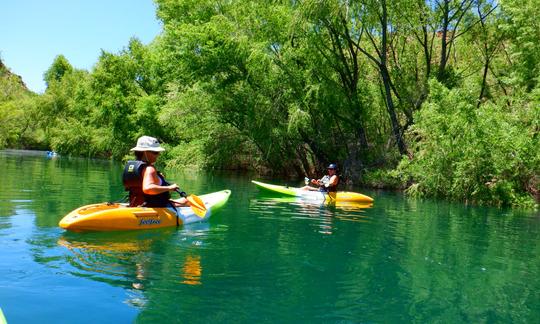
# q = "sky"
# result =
<box><xmin>0</xmin><ymin>0</ymin><xmax>162</xmax><ymax>93</ymax></box>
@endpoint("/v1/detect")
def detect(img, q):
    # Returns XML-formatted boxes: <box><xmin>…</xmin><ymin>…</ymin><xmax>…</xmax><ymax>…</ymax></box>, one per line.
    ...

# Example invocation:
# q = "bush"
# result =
<box><xmin>399</xmin><ymin>80</ymin><xmax>539</xmax><ymax>208</ymax></box>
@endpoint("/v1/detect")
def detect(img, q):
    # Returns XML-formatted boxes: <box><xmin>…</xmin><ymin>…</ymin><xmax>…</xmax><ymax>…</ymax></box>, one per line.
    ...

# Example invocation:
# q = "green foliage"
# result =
<box><xmin>159</xmin><ymin>81</ymin><xmax>259</xmax><ymax>170</ymax></box>
<box><xmin>499</xmin><ymin>0</ymin><xmax>540</xmax><ymax>90</ymax></box>
<box><xmin>400</xmin><ymin>80</ymin><xmax>539</xmax><ymax>208</ymax></box>
<box><xmin>0</xmin><ymin>98</ymin><xmax>32</xmax><ymax>147</ymax></box>
<box><xmin>155</xmin><ymin>0</ymin><xmax>317</xmax><ymax>174</ymax></box>
<box><xmin>0</xmin><ymin>59</ymin><xmax>38</xmax><ymax>148</ymax></box>
<box><xmin>42</xmin><ymin>39</ymin><xmax>166</xmax><ymax>158</ymax></box>
<box><xmin>49</xmin><ymin>119</ymin><xmax>105</xmax><ymax>156</ymax></box>
<box><xmin>362</xmin><ymin>168</ymin><xmax>407</xmax><ymax>189</ymax></box>
<box><xmin>43</xmin><ymin>55</ymin><xmax>73</xmax><ymax>86</ymax></box>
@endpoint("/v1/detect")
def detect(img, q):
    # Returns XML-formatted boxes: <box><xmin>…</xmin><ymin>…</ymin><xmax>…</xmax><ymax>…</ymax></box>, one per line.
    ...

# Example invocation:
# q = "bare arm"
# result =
<box><xmin>328</xmin><ymin>175</ymin><xmax>338</xmax><ymax>187</ymax></box>
<box><xmin>142</xmin><ymin>166</ymin><xmax>178</xmax><ymax>195</ymax></box>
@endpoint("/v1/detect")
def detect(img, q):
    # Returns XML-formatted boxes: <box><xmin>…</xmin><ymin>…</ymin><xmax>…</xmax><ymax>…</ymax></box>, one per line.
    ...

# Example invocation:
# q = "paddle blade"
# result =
<box><xmin>187</xmin><ymin>194</ymin><xmax>207</xmax><ymax>218</ymax></box>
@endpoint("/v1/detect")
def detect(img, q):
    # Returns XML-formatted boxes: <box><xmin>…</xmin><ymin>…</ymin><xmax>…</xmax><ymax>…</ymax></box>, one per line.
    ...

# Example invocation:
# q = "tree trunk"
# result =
<box><xmin>438</xmin><ymin>0</ymin><xmax>450</xmax><ymax>81</ymax></box>
<box><xmin>380</xmin><ymin>0</ymin><xmax>407</xmax><ymax>155</ymax></box>
<box><xmin>381</xmin><ymin>66</ymin><xmax>407</xmax><ymax>155</ymax></box>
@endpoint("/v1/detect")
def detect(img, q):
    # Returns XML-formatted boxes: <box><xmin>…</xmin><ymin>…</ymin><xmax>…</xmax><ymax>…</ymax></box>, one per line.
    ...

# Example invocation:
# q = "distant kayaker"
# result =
<box><xmin>123</xmin><ymin>136</ymin><xmax>188</xmax><ymax>207</ymax></box>
<box><xmin>302</xmin><ymin>163</ymin><xmax>340</xmax><ymax>192</ymax></box>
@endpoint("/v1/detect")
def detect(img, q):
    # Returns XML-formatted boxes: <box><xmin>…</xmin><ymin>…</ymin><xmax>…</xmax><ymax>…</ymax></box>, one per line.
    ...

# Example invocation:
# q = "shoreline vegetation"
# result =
<box><xmin>0</xmin><ymin>0</ymin><xmax>538</xmax><ymax>209</ymax></box>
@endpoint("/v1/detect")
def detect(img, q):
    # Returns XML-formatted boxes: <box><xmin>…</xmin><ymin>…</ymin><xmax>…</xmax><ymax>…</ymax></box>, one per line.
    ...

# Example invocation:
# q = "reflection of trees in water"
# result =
<box><xmin>0</xmin><ymin>204</ymin><xmax>15</xmax><ymax>231</ymax></box>
<box><xmin>249</xmin><ymin>196</ymin><xmax>372</xmax><ymax>235</ymax></box>
<box><xmin>381</xmin><ymin>196</ymin><xmax>540</xmax><ymax>322</ymax></box>
<box><xmin>1</xmin><ymin>152</ymin><xmax>124</xmax><ymax>228</ymax></box>
<box><xmin>244</xmin><ymin>193</ymin><xmax>540</xmax><ymax>322</ymax></box>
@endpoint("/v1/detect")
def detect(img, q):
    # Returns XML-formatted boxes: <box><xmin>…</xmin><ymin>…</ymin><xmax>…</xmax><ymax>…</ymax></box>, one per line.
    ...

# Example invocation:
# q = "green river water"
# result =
<box><xmin>0</xmin><ymin>150</ymin><xmax>539</xmax><ymax>323</ymax></box>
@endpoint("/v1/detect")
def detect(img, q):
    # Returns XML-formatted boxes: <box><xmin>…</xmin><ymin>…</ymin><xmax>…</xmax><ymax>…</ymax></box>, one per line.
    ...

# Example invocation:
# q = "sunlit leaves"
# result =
<box><xmin>402</xmin><ymin>80</ymin><xmax>538</xmax><ymax>207</ymax></box>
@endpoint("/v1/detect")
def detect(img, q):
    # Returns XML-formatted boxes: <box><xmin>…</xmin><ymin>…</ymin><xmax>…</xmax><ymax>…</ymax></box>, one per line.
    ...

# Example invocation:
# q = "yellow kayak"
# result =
<box><xmin>59</xmin><ymin>190</ymin><xmax>231</xmax><ymax>232</ymax></box>
<box><xmin>252</xmin><ymin>180</ymin><xmax>373</xmax><ymax>203</ymax></box>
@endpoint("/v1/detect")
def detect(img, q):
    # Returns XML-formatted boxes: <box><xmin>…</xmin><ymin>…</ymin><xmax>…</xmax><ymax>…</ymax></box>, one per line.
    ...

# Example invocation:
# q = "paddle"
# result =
<box><xmin>175</xmin><ymin>189</ymin><xmax>207</xmax><ymax>218</ymax></box>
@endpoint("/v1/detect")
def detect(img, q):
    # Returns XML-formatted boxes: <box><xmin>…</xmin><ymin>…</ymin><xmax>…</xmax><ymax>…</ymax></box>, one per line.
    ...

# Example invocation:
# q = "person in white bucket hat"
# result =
<box><xmin>130</xmin><ymin>135</ymin><xmax>166</xmax><ymax>152</ymax></box>
<box><xmin>123</xmin><ymin>136</ymin><xmax>188</xmax><ymax>207</ymax></box>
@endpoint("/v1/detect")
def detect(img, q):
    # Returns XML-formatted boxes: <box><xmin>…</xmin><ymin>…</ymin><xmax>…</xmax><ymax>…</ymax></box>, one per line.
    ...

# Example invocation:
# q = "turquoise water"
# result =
<box><xmin>0</xmin><ymin>150</ymin><xmax>539</xmax><ymax>323</ymax></box>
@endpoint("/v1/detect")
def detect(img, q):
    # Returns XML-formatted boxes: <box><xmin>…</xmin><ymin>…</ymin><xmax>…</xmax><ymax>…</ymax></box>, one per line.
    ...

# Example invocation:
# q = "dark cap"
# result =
<box><xmin>327</xmin><ymin>163</ymin><xmax>337</xmax><ymax>170</ymax></box>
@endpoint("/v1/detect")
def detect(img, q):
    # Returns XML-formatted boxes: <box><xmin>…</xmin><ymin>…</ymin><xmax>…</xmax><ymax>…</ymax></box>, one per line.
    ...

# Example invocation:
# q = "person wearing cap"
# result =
<box><xmin>126</xmin><ymin>136</ymin><xmax>187</xmax><ymax>207</ymax></box>
<box><xmin>302</xmin><ymin>163</ymin><xmax>340</xmax><ymax>192</ymax></box>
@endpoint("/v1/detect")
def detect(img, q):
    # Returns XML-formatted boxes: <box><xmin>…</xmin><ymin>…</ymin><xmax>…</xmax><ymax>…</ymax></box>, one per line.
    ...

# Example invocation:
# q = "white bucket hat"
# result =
<box><xmin>130</xmin><ymin>136</ymin><xmax>166</xmax><ymax>152</ymax></box>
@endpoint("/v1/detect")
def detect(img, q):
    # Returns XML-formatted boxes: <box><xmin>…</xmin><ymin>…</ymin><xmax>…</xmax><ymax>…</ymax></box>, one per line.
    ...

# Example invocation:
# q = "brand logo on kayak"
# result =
<box><xmin>139</xmin><ymin>218</ymin><xmax>161</xmax><ymax>225</ymax></box>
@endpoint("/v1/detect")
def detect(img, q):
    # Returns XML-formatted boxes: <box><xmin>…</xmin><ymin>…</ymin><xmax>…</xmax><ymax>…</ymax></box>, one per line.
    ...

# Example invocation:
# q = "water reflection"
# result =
<box><xmin>0</xmin><ymin>150</ymin><xmax>123</xmax><ymax>230</ymax></box>
<box><xmin>57</xmin><ymin>230</ymin><xmax>171</xmax><ymax>291</ymax></box>
<box><xmin>54</xmin><ymin>224</ymin><xmax>211</xmax><ymax>306</ymax></box>
<box><xmin>249</xmin><ymin>195</ymin><xmax>373</xmax><ymax>235</ymax></box>
<box><xmin>181</xmin><ymin>255</ymin><xmax>202</xmax><ymax>285</ymax></box>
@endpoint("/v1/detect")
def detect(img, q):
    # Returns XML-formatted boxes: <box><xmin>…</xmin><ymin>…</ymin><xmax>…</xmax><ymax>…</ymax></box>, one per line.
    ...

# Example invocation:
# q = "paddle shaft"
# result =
<box><xmin>175</xmin><ymin>188</ymin><xmax>188</xmax><ymax>198</ymax></box>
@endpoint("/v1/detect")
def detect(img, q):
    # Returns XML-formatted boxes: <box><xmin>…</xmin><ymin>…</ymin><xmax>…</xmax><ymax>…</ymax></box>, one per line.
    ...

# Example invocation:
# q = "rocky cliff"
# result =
<box><xmin>0</xmin><ymin>58</ymin><xmax>32</xmax><ymax>100</ymax></box>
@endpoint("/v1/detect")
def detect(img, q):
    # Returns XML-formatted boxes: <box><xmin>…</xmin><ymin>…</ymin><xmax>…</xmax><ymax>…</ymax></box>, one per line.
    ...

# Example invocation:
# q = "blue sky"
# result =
<box><xmin>0</xmin><ymin>0</ymin><xmax>162</xmax><ymax>93</ymax></box>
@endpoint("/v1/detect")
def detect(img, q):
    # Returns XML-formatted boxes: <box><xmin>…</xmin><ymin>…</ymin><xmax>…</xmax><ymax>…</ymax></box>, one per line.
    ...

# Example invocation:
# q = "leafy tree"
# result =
<box><xmin>85</xmin><ymin>38</ymin><xmax>166</xmax><ymax>158</ymax></box>
<box><xmin>43</xmin><ymin>55</ymin><xmax>73</xmax><ymax>86</ymax></box>
<box><xmin>401</xmin><ymin>80</ymin><xmax>538</xmax><ymax>207</ymax></box>
<box><xmin>0</xmin><ymin>58</ymin><xmax>40</xmax><ymax>148</ymax></box>
<box><xmin>498</xmin><ymin>0</ymin><xmax>540</xmax><ymax>91</ymax></box>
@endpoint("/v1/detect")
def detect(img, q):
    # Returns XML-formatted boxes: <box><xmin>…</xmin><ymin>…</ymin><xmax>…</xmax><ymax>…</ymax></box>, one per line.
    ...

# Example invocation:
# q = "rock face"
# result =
<box><xmin>0</xmin><ymin>59</ymin><xmax>32</xmax><ymax>99</ymax></box>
